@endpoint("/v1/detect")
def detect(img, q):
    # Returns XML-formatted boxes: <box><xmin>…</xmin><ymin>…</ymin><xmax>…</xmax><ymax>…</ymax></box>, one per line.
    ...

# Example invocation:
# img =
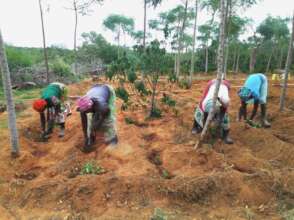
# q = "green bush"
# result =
<box><xmin>168</xmin><ymin>73</ymin><xmax>177</xmax><ymax>83</ymax></box>
<box><xmin>127</xmin><ymin>68</ymin><xmax>137</xmax><ymax>83</ymax></box>
<box><xmin>178</xmin><ymin>79</ymin><xmax>190</xmax><ymax>89</ymax></box>
<box><xmin>50</xmin><ymin>57</ymin><xmax>72</xmax><ymax>77</ymax></box>
<box><xmin>135</xmin><ymin>80</ymin><xmax>149</xmax><ymax>96</ymax></box>
<box><xmin>115</xmin><ymin>87</ymin><xmax>129</xmax><ymax>103</ymax></box>
<box><xmin>161</xmin><ymin>94</ymin><xmax>176</xmax><ymax>107</ymax></box>
<box><xmin>150</xmin><ymin>107</ymin><xmax>162</xmax><ymax>118</ymax></box>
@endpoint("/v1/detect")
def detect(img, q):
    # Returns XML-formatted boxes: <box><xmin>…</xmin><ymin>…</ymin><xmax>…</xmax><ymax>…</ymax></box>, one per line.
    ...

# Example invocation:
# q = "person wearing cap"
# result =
<box><xmin>33</xmin><ymin>82</ymin><xmax>71</xmax><ymax>138</ymax></box>
<box><xmin>238</xmin><ymin>73</ymin><xmax>271</xmax><ymax>128</ymax></box>
<box><xmin>191</xmin><ymin>79</ymin><xmax>233</xmax><ymax>144</ymax></box>
<box><xmin>77</xmin><ymin>84</ymin><xmax>118</xmax><ymax>153</ymax></box>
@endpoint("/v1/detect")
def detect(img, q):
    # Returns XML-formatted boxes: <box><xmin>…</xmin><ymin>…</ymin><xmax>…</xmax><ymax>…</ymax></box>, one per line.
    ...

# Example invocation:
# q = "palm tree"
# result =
<box><xmin>0</xmin><ymin>30</ymin><xmax>20</xmax><ymax>157</ymax></box>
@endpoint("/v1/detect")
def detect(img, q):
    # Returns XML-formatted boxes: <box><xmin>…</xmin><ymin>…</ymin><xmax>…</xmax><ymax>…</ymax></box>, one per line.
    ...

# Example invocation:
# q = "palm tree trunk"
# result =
<box><xmin>38</xmin><ymin>0</ymin><xmax>49</xmax><ymax>84</ymax></box>
<box><xmin>73</xmin><ymin>0</ymin><xmax>78</xmax><ymax>75</ymax></box>
<box><xmin>0</xmin><ymin>30</ymin><xmax>20</xmax><ymax>157</ymax></box>
<box><xmin>196</xmin><ymin>0</ymin><xmax>226</xmax><ymax>149</ymax></box>
<box><xmin>189</xmin><ymin>0</ymin><xmax>199</xmax><ymax>88</ymax></box>
<box><xmin>280</xmin><ymin>13</ymin><xmax>294</xmax><ymax>111</ymax></box>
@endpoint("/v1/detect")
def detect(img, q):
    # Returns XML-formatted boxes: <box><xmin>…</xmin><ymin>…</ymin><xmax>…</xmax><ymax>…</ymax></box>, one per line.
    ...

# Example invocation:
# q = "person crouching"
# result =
<box><xmin>191</xmin><ymin>79</ymin><xmax>233</xmax><ymax>144</ymax></box>
<box><xmin>77</xmin><ymin>84</ymin><xmax>118</xmax><ymax>153</ymax></box>
<box><xmin>33</xmin><ymin>82</ymin><xmax>71</xmax><ymax>139</ymax></box>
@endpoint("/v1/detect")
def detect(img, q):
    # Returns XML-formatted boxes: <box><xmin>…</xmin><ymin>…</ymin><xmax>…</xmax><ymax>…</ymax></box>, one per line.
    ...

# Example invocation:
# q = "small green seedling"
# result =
<box><xmin>161</xmin><ymin>94</ymin><xmax>176</xmax><ymax>107</ymax></box>
<box><xmin>80</xmin><ymin>161</ymin><xmax>106</xmax><ymax>175</ymax></box>
<box><xmin>246</xmin><ymin>119</ymin><xmax>262</xmax><ymax>128</ymax></box>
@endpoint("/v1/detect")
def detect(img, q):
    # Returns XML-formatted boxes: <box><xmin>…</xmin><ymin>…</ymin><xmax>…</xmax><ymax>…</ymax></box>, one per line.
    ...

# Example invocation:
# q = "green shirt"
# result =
<box><xmin>41</xmin><ymin>84</ymin><xmax>62</xmax><ymax>106</ymax></box>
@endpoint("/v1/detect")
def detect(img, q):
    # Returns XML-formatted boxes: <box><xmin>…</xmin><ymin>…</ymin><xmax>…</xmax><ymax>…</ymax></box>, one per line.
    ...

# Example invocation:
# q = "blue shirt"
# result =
<box><xmin>244</xmin><ymin>73</ymin><xmax>265</xmax><ymax>101</ymax></box>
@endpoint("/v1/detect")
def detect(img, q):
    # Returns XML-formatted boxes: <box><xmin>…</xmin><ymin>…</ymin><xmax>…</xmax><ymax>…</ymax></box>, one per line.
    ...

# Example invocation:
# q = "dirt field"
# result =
<box><xmin>0</xmin><ymin>75</ymin><xmax>294</xmax><ymax>220</ymax></box>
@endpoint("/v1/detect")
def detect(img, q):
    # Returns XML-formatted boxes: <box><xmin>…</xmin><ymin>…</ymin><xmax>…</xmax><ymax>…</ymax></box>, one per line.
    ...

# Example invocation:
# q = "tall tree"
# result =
<box><xmin>188</xmin><ymin>0</ymin><xmax>199</xmax><ymax>88</ymax></box>
<box><xmin>143</xmin><ymin>0</ymin><xmax>162</xmax><ymax>49</ymax></box>
<box><xmin>257</xmin><ymin>16</ymin><xmax>289</xmax><ymax>73</ymax></box>
<box><xmin>38</xmin><ymin>0</ymin><xmax>49</xmax><ymax>84</ymax></box>
<box><xmin>196</xmin><ymin>0</ymin><xmax>227</xmax><ymax>149</ymax></box>
<box><xmin>103</xmin><ymin>14</ymin><xmax>134</xmax><ymax>58</ymax></box>
<box><xmin>175</xmin><ymin>0</ymin><xmax>189</xmax><ymax>79</ymax></box>
<box><xmin>279</xmin><ymin>13</ymin><xmax>294</xmax><ymax>111</ymax></box>
<box><xmin>67</xmin><ymin>0</ymin><xmax>102</xmax><ymax>75</ymax></box>
<box><xmin>0</xmin><ymin>30</ymin><xmax>20</xmax><ymax>157</ymax></box>
<box><xmin>201</xmin><ymin>0</ymin><xmax>219</xmax><ymax>73</ymax></box>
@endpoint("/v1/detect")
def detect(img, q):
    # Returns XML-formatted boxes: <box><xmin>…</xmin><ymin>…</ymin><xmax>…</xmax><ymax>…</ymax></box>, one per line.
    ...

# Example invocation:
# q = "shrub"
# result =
<box><xmin>127</xmin><ymin>68</ymin><xmax>137</xmax><ymax>83</ymax></box>
<box><xmin>150</xmin><ymin>107</ymin><xmax>162</xmax><ymax>118</ymax></box>
<box><xmin>135</xmin><ymin>80</ymin><xmax>149</xmax><ymax>96</ymax></box>
<box><xmin>168</xmin><ymin>72</ymin><xmax>177</xmax><ymax>83</ymax></box>
<box><xmin>161</xmin><ymin>93</ymin><xmax>176</xmax><ymax>107</ymax></box>
<box><xmin>178</xmin><ymin>79</ymin><xmax>190</xmax><ymax>89</ymax></box>
<box><xmin>115</xmin><ymin>87</ymin><xmax>129</xmax><ymax>103</ymax></box>
<box><xmin>50</xmin><ymin>57</ymin><xmax>72</xmax><ymax>77</ymax></box>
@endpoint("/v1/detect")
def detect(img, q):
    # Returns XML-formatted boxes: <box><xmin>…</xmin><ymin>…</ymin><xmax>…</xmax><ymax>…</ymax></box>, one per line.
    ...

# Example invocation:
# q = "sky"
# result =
<box><xmin>0</xmin><ymin>0</ymin><xmax>294</xmax><ymax>49</ymax></box>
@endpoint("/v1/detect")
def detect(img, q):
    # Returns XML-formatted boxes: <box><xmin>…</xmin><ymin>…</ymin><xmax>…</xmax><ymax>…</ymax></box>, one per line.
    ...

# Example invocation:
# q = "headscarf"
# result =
<box><xmin>238</xmin><ymin>87</ymin><xmax>252</xmax><ymax>102</ymax></box>
<box><xmin>33</xmin><ymin>99</ymin><xmax>47</xmax><ymax>112</ymax></box>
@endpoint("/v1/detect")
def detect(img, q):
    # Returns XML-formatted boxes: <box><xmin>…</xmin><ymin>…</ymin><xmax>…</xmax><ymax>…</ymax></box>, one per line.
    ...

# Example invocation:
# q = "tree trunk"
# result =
<box><xmin>204</xmin><ymin>11</ymin><xmax>217</xmax><ymax>74</ymax></box>
<box><xmin>266</xmin><ymin>46</ymin><xmax>275</xmax><ymax>73</ymax></box>
<box><xmin>73</xmin><ymin>0</ymin><xmax>78</xmax><ymax>75</ymax></box>
<box><xmin>174</xmin><ymin>53</ymin><xmax>177</xmax><ymax>75</ymax></box>
<box><xmin>176</xmin><ymin>0</ymin><xmax>188</xmax><ymax>80</ymax></box>
<box><xmin>232</xmin><ymin>45</ymin><xmax>237</xmax><ymax>72</ymax></box>
<box><xmin>189</xmin><ymin>0</ymin><xmax>199</xmax><ymax>88</ymax></box>
<box><xmin>205</xmin><ymin>43</ymin><xmax>208</xmax><ymax>73</ymax></box>
<box><xmin>235</xmin><ymin>49</ymin><xmax>240</xmax><ymax>73</ymax></box>
<box><xmin>141</xmin><ymin>0</ymin><xmax>147</xmax><ymax>81</ymax></box>
<box><xmin>249</xmin><ymin>47</ymin><xmax>257</xmax><ymax>73</ymax></box>
<box><xmin>278</xmin><ymin>46</ymin><xmax>284</xmax><ymax>69</ymax></box>
<box><xmin>195</xmin><ymin>0</ymin><xmax>226</xmax><ymax>149</ymax></box>
<box><xmin>38</xmin><ymin>0</ymin><xmax>49</xmax><ymax>84</ymax></box>
<box><xmin>223</xmin><ymin>0</ymin><xmax>232</xmax><ymax>79</ymax></box>
<box><xmin>0</xmin><ymin>30</ymin><xmax>20</xmax><ymax>157</ymax></box>
<box><xmin>143</xmin><ymin>0</ymin><xmax>147</xmax><ymax>49</ymax></box>
<box><xmin>150</xmin><ymin>75</ymin><xmax>158</xmax><ymax>116</ymax></box>
<box><xmin>280</xmin><ymin>13</ymin><xmax>294</xmax><ymax>111</ymax></box>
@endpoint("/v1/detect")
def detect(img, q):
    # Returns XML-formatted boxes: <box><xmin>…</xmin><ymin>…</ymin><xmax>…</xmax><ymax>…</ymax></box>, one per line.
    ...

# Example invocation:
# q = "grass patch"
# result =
<box><xmin>282</xmin><ymin>209</ymin><xmax>294</xmax><ymax>220</ymax></box>
<box><xmin>150</xmin><ymin>208</ymin><xmax>167</xmax><ymax>220</ymax></box>
<box><xmin>0</xmin><ymin>87</ymin><xmax>41</xmax><ymax>102</ymax></box>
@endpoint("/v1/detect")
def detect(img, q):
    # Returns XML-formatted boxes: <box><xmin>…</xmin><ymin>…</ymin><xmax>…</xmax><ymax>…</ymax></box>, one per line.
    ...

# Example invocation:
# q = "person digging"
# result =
<box><xmin>238</xmin><ymin>73</ymin><xmax>271</xmax><ymax>128</ymax></box>
<box><xmin>192</xmin><ymin>79</ymin><xmax>234</xmax><ymax>144</ymax></box>
<box><xmin>33</xmin><ymin>82</ymin><xmax>71</xmax><ymax>140</ymax></box>
<box><xmin>77</xmin><ymin>84</ymin><xmax>118</xmax><ymax>153</ymax></box>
